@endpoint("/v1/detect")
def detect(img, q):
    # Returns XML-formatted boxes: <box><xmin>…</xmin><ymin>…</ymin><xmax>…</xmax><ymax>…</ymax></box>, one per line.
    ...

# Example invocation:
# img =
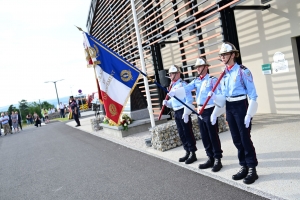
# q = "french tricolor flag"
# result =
<box><xmin>83</xmin><ymin>32</ymin><xmax>140</xmax><ymax>124</ymax></box>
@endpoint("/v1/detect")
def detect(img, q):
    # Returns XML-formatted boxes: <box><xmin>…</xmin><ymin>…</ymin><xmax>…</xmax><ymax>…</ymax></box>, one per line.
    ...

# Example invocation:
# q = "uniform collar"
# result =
<box><xmin>199</xmin><ymin>73</ymin><xmax>209</xmax><ymax>80</ymax></box>
<box><xmin>226</xmin><ymin>63</ymin><xmax>238</xmax><ymax>72</ymax></box>
<box><xmin>172</xmin><ymin>78</ymin><xmax>182</xmax><ymax>85</ymax></box>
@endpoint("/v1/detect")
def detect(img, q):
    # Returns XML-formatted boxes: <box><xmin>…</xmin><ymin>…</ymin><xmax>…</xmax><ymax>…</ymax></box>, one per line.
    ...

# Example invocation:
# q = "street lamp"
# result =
<box><xmin>44</xmin><ymin>79</ymin><xmax>64</xmax><ymax>106</ymax></box>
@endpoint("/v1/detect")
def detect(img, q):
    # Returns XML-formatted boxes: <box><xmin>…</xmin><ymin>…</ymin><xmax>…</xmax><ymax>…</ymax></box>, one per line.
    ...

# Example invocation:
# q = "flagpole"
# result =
<box><xmin>130</xmin><ymin>0</ymin><xmax>155</xmax><ymax>128</ymax></box>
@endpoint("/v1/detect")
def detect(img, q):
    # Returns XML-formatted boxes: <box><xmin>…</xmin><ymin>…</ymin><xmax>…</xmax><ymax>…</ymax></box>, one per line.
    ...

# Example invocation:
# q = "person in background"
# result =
<box><xmin>75</xmin><ymin>98</ymin><xmax>81</xmax><ymax>118</ymax></box>
<box><xmin>26</xmin><ymin>114</ymin><xmax>31</xmax><ymax>125</ymax></box>
<box><xmin>30</xmin><ymin>114</ymin><xmax>34</xmax><ymax>124</ymax></box>
<box><xmin>11</xmin><ymin>111</ymin><xmax>19</xmax><ymax>133</ymax></box>
<box><xmin>33</xmin><ymin>112</ymin><xmax>42</xmax><ymax>127</ymax></box>
<box><xmin>7</xmin><ymin>112</ymin><xmax>12</xmax><ymax>131</ymax></box>
<box><xmin>69</xmin><ymin>96</ymin><xmax>81</xmax><ymax>127</ymax></box>
<box><xmin>44</xmin><ymin>108</ymin><xmax>50</xmax><ymax>124</ymax></box>
<box><xmin>41</xmin><ymin>108</ymin><xmax>45</xmax><ymax>122</ymax></box>
<box><xmin>15</xmin><ymin>111</ymin><xmax>22</xmax><ymax>131</ymax></box>
<box><xmin>1</xmin><ymin>113</ymin><xmax>12</xmax><ymax>135</ymax></box>
<box><xmin>59</xmin><ymin>102</ymin><xmax>65</xmax><ymax>118</ymax></box>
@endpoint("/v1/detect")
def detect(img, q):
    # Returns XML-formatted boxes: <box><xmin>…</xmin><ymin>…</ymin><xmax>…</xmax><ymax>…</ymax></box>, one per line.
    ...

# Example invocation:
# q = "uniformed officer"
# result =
<box><xmin>209</xmin><ymin>42</ymin><xmax>259</xmax><ymax>184</ymax></box>
<box><xmin>69</xmin><ymin>96</ymin><xmax>81</xmax><ymax>127</ymax></box>
<box><xmin>168</xmin><ymin>58</ymin><xmax>223</xmax><ymax>172</ymax></box>
<box><xmin>163</xmin><ymin>65</ymin><xmax>197</xmax><ymax>164</ymax></box>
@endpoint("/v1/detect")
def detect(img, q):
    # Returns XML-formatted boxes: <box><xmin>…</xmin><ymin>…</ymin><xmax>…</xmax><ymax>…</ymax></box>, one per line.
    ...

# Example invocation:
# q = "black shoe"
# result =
<box><xmin>232</xmin><ymin>166</ymin><xmax>249</xmax><ymax>180</ymax></box>
<box><xmin>179</xmin><ymin>151</ymin><xmax>190</xmax><ymax>162</ymax></box>
<box><xmin>199</xmin><ymin>157</ymin><xmax>214</xmax><ymax>169</ymax></box>
<box><xmin>243</xmin><ymin>167</ymin><xmax>259</xmax><ymax>184</ymax></box>
<box><xmin>185</xmin><ymin>152</ymin><xmax>197</xmax><ymax>164</ymax></box>
<box><xmin>212</xmin><ymin>158</ymin><xmax>222</xmax><ymax>172</ymax></box>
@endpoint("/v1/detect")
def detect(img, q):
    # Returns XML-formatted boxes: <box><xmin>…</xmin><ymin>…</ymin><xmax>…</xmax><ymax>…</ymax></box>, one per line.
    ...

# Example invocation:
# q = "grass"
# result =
<box><xmin>52</xmin><ymin>117</ymin><xmax>70</xmax><ymax>122</ymax></box>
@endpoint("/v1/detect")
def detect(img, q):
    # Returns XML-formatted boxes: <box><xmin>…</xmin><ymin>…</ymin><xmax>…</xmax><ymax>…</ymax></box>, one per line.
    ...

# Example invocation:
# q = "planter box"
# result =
<box><xmin>101</xmin><ymin>115</ymin><xmax>169</xmax><ymax>138</ymax></box>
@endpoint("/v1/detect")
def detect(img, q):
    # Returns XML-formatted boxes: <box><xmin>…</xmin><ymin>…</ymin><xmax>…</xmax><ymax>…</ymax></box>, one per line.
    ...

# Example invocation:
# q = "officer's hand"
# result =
<box><xmin>210</xmin><ymin>114</ymin><xmax>217</xmax><ymax>125</ymax></box>
<box><xmin>208</xmin><ymin>91</ymin><xmax>215</xmax><ymax>100</ymax></box>
<box><xmin>182</xmin><ymin>114</ymin><xmax>189</xmax><ymax>123</ymax></box>
<box><xmin>244</xmin><ymin>114</ymin><xmax>251</xmax><ymax>128</ymax></box>
<box><xmin>168</xmin><ymin>90</ymin><xmax>175</xmax><ymax>97</ymax></box>
<box><xmin>162</xmin><ymin>100</ymin><xmax>168</xmax><ymax>106</ymax></box>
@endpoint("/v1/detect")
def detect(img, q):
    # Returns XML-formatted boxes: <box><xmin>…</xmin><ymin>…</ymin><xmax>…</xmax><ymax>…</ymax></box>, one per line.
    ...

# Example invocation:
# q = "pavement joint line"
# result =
<box><xmin>66</xmin><ymin>122</ymin><xmax>286</xmax><ymax>200</ymax></box>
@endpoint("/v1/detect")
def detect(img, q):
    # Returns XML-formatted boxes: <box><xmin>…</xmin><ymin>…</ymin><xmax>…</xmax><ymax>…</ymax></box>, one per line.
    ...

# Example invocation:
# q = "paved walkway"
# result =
<box><xmin>66</xmin><ymin>114</ymin><xmax>300</xmax><ymax>200</ymax></box>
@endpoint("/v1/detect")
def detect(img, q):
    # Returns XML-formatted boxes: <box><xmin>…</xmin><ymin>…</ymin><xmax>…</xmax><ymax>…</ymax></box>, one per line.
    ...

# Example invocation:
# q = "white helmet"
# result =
<box><xmin>219</xmin><ymin>42</ymin><xmax>239</xmax><ymax>54</ymax></box>
<box><xmin>168</xmin><ymin>65</ymin><xmax>181</xmax><ymax>73</ymax></box>
<box><xmin>195</xmin><ymin>57</ymin><xmax>210</xmax><ymax>67</ymax></box>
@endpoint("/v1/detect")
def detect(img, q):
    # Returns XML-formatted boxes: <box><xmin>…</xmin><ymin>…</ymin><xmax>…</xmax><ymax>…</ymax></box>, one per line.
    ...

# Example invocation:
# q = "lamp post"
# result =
<box><xmin>45</xmin><ymin>79</ymin><xmax>64</xmax><ymax>106</ymax></box>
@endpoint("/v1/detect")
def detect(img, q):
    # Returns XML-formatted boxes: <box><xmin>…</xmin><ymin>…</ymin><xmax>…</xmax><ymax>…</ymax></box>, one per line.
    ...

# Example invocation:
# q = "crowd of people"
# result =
<box><xmin>0</xmin><ymin>96</ymin><xmax>83</xmax><ymax>135</ymax></box>
<box><xmin>0</xmin><ymin>111</ymin><xmax>22</xmax><ymax>135</ymax></box>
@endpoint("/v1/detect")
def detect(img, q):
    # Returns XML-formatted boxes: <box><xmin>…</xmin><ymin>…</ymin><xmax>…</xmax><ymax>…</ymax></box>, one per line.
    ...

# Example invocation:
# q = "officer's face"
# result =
<box><xmin>169</xmin><ymin>72</ymin><xmax>180</xmax><ymax>81</ymax></box>
<box><xmin>196</xmin><ymin>65</ymin><xmax>208</xmax><ymax>76</ymax></box>
<box><xmin>219</xmin><ymin>52</ymin><xmax>234</xmax><ymax>64</ymax></box>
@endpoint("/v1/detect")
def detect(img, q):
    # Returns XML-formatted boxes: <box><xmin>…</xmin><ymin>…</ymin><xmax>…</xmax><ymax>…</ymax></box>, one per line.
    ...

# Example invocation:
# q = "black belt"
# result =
<box><xmin>226</xmin><ymin>94</ymin><xmax>246</xmax><ymax>98</ymax></box>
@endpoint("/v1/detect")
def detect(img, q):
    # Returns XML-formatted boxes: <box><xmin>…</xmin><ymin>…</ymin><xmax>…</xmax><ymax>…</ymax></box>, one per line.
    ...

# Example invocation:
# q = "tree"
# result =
<box><xmin>19</xmin><ymin>99</ymin><xmax>29</xmax><ymax>111</ymax></box>
<box><xmin>19</xmin><ymin>99</ymin><xmax>30</xmax><ymax>121</ymax></box>
<box><xmin>40</xmin><ymin>101</ymin><xmax>54</xmax><ymax>110</ymax></box>
<box><xmin>8</xmin><ymin>104</ymin><xmax>17</xmax><ymax>114</ymax></box>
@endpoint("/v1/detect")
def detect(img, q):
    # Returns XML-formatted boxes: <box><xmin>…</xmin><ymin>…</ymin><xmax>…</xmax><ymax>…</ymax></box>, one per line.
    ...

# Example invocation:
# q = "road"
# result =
<box><xmin>0</xmin><ymin>122</ymin><xmax>267</xmax><ymax>200</ymax></box>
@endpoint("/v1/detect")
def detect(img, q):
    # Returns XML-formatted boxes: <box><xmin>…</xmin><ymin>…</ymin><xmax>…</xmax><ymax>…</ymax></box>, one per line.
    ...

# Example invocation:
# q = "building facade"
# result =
<box><xmin>86</xmin><ymin>0</ymin><xmax>300</xmax><ymax>115</ymax></box>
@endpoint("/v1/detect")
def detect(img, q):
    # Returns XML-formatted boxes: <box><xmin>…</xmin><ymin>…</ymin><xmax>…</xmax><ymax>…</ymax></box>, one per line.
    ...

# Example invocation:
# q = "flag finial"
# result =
<box><xmin>75</xmin><ymin>26</ymin><xmax>83</xmax><ymax>32</ymax></box>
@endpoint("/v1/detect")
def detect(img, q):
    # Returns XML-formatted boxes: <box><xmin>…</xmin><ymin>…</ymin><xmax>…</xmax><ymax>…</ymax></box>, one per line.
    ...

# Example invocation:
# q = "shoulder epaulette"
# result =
<box><xmin>240</xmin><ymin>65</ymin><xmax>247</xmax><ymax>70</ymax></box>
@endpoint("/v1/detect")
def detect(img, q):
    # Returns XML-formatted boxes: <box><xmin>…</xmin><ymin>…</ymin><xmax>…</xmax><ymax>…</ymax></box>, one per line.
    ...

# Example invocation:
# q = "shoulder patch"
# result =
<box><xmin>240</xmin><ymin>65</ymin><xmax>247</xmax><ymax>70</ymax></box>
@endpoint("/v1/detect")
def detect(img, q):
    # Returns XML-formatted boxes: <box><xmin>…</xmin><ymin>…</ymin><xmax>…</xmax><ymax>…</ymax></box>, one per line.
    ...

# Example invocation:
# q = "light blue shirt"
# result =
<box><xmin>220</xmin><ymin>63</ymin><xmax>258</xmax><ymax>101</ymax></box>
<box><xmin>184</xmin><ymin>74</ymin><xmax>221</xmax><ymax>106</ymax></box>
<box><xmin>0</xmin><ymin>115</ymin><xmax>9</xmax><ymax>125</ymax></box>
<box><xmin>167</xmin><ymin>78</ymin><xmax>194</xmax><ymax>111</ymax></box>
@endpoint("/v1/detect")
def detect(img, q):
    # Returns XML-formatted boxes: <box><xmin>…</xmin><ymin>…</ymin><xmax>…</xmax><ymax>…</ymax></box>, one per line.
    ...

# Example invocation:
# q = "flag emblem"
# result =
<box><xmin>121</xmin><ymin>70</ymin><xmax>132</xmax><ymax>82</ymax></box>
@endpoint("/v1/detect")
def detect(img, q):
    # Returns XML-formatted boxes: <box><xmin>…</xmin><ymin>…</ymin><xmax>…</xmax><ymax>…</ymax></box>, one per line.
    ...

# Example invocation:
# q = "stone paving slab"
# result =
<box><xmin>66</xmin><ymin>114</ymin><xmax>300</xmax><ymax>200</ymax></box>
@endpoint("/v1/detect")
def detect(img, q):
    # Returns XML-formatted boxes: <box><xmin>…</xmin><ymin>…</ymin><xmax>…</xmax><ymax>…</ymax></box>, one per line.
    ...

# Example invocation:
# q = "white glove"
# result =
<box><xmin>182</xmin><ymin>114</ymin><xmax>189</xmax><ymax>123</ymax></box>
<box><xmin>244</xmin><ymin>114</ymin><xmax>251</xmax><ymax>128</ymax></box>
<box><xmin>210</xmin><ymin>114</ymin><xmax>217</xmax><ymax>125</ymax></box>
<box><xmin>208</xmin><ymin>91</ymin><xmax>215</xmax><ymax>100</ymax></box>
<box><xmin>162</xmin><ymin>100</ymin><xmax>168</xmax><ymax>106</ymax></box>
<box><xmin>168</xmin><ymin>90</ymin><xmax>175</xmax><ymax>97</ymax></box>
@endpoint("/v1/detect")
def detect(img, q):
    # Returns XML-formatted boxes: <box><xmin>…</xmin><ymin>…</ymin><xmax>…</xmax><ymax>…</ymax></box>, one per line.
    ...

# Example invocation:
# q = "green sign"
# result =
<box><xmin>262</xmin><ymin>64</ymin><xmax>271</xmax><ymax>75</ymax></box>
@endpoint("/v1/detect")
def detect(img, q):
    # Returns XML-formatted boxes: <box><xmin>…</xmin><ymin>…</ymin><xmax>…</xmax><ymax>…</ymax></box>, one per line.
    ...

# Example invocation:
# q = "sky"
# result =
<box><xmin>0</xmin><ymin>0</ymin><xmax>96</xmax><ymax>108</ymax></box>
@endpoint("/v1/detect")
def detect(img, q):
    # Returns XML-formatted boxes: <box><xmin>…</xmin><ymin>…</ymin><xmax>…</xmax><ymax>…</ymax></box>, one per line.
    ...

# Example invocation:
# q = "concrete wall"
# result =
<box><xmin>235</xmin><ymin>0</ymin><xmax>300</xmax><ymax>114</ymax></box>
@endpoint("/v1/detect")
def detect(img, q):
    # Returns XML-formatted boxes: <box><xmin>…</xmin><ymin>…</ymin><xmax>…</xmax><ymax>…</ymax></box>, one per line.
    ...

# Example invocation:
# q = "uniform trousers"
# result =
<box><xmin>73</xmin><ymin>112</ymin><xmax>81</xmax><ymax>126</ymax></box>
<box><xmin>197</xmin><ymin>107</ymin><xmax>223</xmax><ymax>158</ymax></box>
<box><xmin>226</xmin><ymin>99</ymin><xmax>258</xmax><ymax>167</ymax></box>
<box><xmin>174</xmin><ymin>108</ymin><xmax>197</xmax><ymax>152</ymax></box>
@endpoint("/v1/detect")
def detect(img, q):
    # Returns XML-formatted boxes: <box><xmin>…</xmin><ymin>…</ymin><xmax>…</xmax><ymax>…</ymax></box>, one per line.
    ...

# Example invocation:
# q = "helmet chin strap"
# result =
<box><xmin>225</xmin><ymin>53</ymin><xmax>233</xmax><ymax>65</ymax></box>
<box><xmin>198</xmin><ymin>65</ymin><xmax>207</xmax><ymax>77</ymax></box>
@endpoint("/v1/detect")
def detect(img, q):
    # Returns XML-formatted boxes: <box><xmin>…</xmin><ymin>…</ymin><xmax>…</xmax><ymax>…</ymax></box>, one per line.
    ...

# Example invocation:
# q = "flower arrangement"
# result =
<box><xmin>103</xmin><ymin>116</ymin><xmax>110</xmax><ymax>124</ymax></box>
<box><xmin>102</xmin><ymin>114</ymin><xmax>133</xmax><ymax>131</ymax></box>
<box><xmin>119</xmin><ymin>114</ymin><xmax>133</xmax><ymax>131</ymax></box>
<box><xmin>103</xmin><ymin>116</ymin><xmax>116</xmax><ymax>126</ymax></box>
